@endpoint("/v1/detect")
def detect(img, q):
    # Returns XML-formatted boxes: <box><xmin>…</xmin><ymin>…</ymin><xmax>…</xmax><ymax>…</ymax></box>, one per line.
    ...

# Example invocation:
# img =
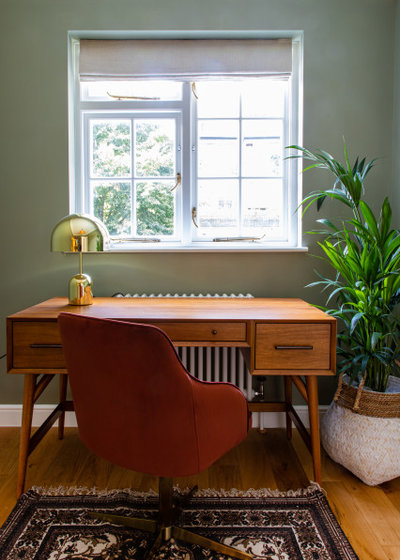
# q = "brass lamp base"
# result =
<box><xmin>68</xmin><ymin>273</ymin><xmax>93</xmax><ymax>306</ymax></box>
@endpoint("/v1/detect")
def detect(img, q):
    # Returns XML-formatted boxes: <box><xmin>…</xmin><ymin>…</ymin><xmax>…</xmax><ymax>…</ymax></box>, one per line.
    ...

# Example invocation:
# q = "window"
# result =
<box><xmin>70</xmin><ymin>36</ymin><xmax>303</xmax><ymax>251</ymax></box>
<box><xmin>85</xmin><ymin>113</ymin><xmax>180</xmax><ymax>239</ymax></box>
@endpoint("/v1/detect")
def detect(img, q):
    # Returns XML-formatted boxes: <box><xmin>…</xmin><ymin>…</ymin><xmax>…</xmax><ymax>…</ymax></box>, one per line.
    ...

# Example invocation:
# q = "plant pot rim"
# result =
<box><xmin>342</xmin><ymin>374</ymin><xmax>400</xmax><ymax>396</ymax></box>
<box><xmin>335</xmin><ymin>375</ymin><xmax>400</xmax><ymax>418</ymax></box>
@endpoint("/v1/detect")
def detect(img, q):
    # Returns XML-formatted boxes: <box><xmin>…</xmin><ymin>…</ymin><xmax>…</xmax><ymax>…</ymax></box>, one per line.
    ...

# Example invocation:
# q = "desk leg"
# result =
<box><xmin>306</xmin><ymin>376</ymin><xmax>321</xmax><ymax>485</ymax></box>
<box><xmin>58</xmin><ymin>374</ymin><xmax>68</xmax><ymax>440</ymax></box>
<box><xmin>17</xmin><ymin>374</ymin><xmax>37</xmax><ymax>498</ymax></box>
<box><xmin>284</xmin><ymin>376</ymin><xmax>293</xmax><ymax>440</ymax></box>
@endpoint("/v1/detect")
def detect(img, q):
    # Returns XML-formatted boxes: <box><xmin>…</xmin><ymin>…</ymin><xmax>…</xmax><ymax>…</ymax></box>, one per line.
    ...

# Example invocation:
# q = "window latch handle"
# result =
<box><xmin>191</xmin><ymin>82</ymin><xmax>199</xmax><ymax>99</ymax></box>
<box><xmin>192</xmin><ymin>207</ymin><xmax>199</xmax><ymax>228</ymax></box>
<box><xmin>170</xmin><ymin>172</ymin><xmax>182</xmax><ymax>192</ymax></box>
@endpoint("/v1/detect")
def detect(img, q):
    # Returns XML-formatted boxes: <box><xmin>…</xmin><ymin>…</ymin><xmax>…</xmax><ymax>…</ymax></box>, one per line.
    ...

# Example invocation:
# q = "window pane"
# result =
<box><xmin>136</xmin><ymin>181</ymin><xmax>175</xmax><ymax>236</ymax></box>
<box><xmin>196</xmin><ymin>81</ymin><xmax>240</xmax><ymax>118</ymax></box>
<box><xmin>135</xmin><ymin>120</ymin><xmax>175</xmax><ymax>178</ymax></box>
<box><xmin>90</xmin><ymin>120</ymin><xmax>131</xmax><ymax>178</ymax></box>
<box><xmin>82</xmin><ymin>80</ymin><xmax>182</xmax><ymax>101</ymax></box>
<box><xmin>242</xmin><ymin>120</ymin><xmax>283</xmax><ymax>177</ymax></box>
<box><xmin>197</xmin><ymin>179</ymin><xmax>239</xmax><ymax>229</ymax></box>
<box><xmin>241</xmin><ymin>79</ymin><xmax>286</xmax><ymax>118</ymax></box>
<box><xmin>198</xmin><ymin>121</ymin><xmax>239</xmax><ymax>177</ymax></box>
<box><xmin>91</xmin><ymin>181</ymin><xmax>131</xmax><ymax>236</ymax></box>
<box><xmin>242</xmin><ymin>179</ymin><xmax>283</xmax><ymax>236</ymax></box>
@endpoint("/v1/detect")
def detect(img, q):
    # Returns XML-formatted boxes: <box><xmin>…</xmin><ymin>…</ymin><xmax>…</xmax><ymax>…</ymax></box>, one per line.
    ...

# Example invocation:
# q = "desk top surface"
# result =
<box><xmin>9</xmin><ymin>297</ymin><xmax>335</xmax><ymax>323</ymax></box>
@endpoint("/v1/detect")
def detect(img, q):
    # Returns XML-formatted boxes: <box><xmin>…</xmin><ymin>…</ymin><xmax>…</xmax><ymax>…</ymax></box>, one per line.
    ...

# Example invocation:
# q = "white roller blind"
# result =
<box><xmin>79</xmin><ymin>39</ymin><xmax>292</xmax><ymax>80</ymax></box>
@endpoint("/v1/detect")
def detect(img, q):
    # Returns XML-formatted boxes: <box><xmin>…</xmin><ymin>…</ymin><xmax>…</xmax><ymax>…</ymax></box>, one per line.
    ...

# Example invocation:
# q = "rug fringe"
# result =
<box><xmin>194</xmin><ymin>483</ymin><xmax>322</xmax><ymax>498</ymax></box>
<box><xmin>30</xmin><ymin>482</ymin><xmax>322</xmax><ymax>498</ymax></box>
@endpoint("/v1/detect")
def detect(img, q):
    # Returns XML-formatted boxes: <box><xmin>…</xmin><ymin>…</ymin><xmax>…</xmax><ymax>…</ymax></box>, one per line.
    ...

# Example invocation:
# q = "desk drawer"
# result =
<box><xmin>155</xmin><ymin>322</ymin><xmax>246</xmax><ymax>342</ymax></box>
<box><xmin>12</xmin><ymin>322</ymin><xmax>65</xmax><ymax>369</ymax></box>
<box><xmin>255</xmin><ymin>323</ymin><xmax>331</xmax><ymax>370</ymax></box>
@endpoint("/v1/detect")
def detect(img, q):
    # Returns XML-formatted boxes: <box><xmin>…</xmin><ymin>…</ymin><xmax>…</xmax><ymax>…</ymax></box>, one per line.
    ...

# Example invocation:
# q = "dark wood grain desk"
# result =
<box><xmin>7</xmin><ymin>297</ymin><xmax>336</xmax><ymax>496</ymax></box>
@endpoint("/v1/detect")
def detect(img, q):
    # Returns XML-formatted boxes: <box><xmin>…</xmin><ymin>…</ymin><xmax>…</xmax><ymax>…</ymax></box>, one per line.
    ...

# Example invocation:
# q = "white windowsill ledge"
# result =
<box><xmin>65</xmin><ymin>243</ymin><xmax>309</xmax><ymax>254</ymax></box>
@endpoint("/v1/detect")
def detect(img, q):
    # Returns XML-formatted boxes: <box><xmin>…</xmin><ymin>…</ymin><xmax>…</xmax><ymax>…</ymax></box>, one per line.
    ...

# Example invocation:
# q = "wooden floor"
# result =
<box><xmin>0</xmin><ymin>427</ymin><xmax>399</xmax><ymax>559</ymax></box>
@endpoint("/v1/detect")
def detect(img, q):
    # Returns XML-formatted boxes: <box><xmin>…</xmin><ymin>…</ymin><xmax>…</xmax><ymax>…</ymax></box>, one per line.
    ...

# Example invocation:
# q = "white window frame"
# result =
<box><xmin>68</xmin><ymin>32</ymin><xmax>305</xmax><ymax>253</ymax></box>
<box><xmin>82</xmin><ymin>111</ymin><xmax>183</xmax><ymax>241</ymax></box>
<box><xmin>191</xmin><ymin>79</ymin><xmax>290</xmax><ymax>243</ymax></box>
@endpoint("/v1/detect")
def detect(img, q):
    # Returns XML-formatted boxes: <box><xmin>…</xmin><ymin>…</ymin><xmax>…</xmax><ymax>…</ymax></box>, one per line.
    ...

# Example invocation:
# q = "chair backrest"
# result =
<box><xmin>58</xmin><ymin>313</ymin><xmax>202</xmax><ymax>477</ymax></box>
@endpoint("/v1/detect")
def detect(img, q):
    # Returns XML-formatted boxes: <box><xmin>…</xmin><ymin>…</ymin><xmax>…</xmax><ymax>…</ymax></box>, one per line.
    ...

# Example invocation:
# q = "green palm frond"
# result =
<box><xmin>289</xmin><ymin>141</ymin><xmax>400</xmax><ymax>391</ymax></box>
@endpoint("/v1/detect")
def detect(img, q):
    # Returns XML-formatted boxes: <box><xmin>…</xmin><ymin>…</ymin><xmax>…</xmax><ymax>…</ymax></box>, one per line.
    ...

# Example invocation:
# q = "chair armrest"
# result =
<box><xmin>190</xmin><ymin>378</ymin><xmax>250</xmax><ymax>472</ymax></box>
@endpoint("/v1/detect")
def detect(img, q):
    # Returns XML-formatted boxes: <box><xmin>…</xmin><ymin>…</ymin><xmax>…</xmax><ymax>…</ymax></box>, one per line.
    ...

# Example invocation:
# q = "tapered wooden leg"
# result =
<box><xmin>17</xmin><ymin>374</ymin><xmax>37</xmax><ymax>498</ymax></box>
<box><xmin>306</xmin><ymin>375</ymin><xmax>321</xmax><ymax>485</ymax></box>
<box><xmin>58</xmin><ymin>374</ymin><xmax>68</xmax><ymax>440</ymax></box>
<box><xmin>284</xmin><ymin>376</ymin><xmax>293</xmax><ymax>440</ymax></box>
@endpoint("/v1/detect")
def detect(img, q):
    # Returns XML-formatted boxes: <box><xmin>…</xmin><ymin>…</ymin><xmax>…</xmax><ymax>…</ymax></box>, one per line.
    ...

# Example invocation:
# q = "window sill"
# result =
<box><xmin>72</xmin><ymin>242</ymin><xmax>309</xmax><ymax>253</ymax></box>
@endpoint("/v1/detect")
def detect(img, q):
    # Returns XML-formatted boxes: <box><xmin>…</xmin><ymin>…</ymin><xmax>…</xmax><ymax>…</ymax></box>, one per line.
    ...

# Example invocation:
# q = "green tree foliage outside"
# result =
<box><xmin>93</xmin><ymin>183</ymin><xmax>131</xmax><ymax>236</ymax></box>
<box><xmin>92</xmin><ymin>121</ymin><xmax>131</xmax><ymax>177</ymax></box>
<box><xmin>137</xmin><ymin>182</ymin><xmax>174</xmax><ymax>235</ymax></box>
<box><xmin>91</xmin><ymin>119</ymin><xmax>175</xmax><ymax>236</ymax></box>
<box><xmin>135</xmin><ymin>121</ymin><xmax>174</xmax><ymax>177</ymax></box>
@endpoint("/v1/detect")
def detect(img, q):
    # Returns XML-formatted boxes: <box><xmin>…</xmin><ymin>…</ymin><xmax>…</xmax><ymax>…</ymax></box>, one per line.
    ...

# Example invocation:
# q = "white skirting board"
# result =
<box><xmin>0</xmin><ymin>405</ymin><xmax>328</xmax><ymax>428</ymax></box>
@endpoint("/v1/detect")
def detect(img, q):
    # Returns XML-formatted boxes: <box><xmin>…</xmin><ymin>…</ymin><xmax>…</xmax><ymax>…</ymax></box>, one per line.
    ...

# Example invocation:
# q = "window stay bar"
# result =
<box><xmin>111</xmin><ymin>237</ymin><xmax>161</xmax><ymax>243</ymax></box>
<box><xmin>107</xmin><ymin>92</ymin><xmax>161</xmax><ymax>101</ymax></box>
<box><xmin>213</xmin><ymin>235</ymin><xmax>266</xmax><ymax>242</ymax></box>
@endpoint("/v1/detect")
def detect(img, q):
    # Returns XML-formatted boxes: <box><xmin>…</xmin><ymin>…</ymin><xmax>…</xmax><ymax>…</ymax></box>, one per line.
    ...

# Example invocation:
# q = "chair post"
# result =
<box><xmin>159</xmin><ymin>477</ymin><xmax>174</xmax><ymax>528</ymax></box>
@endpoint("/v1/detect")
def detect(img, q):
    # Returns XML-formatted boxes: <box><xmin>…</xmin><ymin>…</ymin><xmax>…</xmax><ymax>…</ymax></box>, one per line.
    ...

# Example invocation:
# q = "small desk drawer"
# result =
<box><xmin>12</xmin><ymin>322</ymin><xmax>65</xmax><ymax>369</ymax></box>
<box><xmin>255</xmin><ymin>323</ymin><xmax>331</xmax><ymax>370</ymax></box>
<box><xmin>155</xmin><ymin>322</ymin><xmax>246</xmax><ymax>342</ymax></box>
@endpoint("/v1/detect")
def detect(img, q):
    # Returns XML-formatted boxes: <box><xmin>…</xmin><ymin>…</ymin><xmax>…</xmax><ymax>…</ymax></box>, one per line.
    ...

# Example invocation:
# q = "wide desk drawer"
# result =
<box><xmin>11</xmin><ymin>320</ymin><xmax>247</xmax><ymax>369</ymax></box>
<box><xmin>255</xmin><ymin>323</ymin><xmax>331</xmax><ymax>370</ymax></box>
<box><xmin>12</xmin><ymin>321</ymin><xmax>64</xmax><ymax>369</ymax></box>
<box><xmin>153</xmin><ymin>322</ymin><xmax>246</xmax><ymax>342</ymax></box>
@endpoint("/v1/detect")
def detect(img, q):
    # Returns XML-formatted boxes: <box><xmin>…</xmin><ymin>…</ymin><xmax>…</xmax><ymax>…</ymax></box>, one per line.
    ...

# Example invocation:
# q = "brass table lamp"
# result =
<box><xmin>51</xmin><ymin>214</ymin><xmax>109</xmax><ymax>305</ymax></box>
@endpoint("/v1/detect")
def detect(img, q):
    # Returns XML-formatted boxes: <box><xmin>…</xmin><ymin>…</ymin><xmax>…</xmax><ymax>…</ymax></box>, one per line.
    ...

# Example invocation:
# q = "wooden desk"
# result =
<box><xmin>7</xmin><ymin>297</ymin><xmax>336</xmax><ymax>496</ymax></box>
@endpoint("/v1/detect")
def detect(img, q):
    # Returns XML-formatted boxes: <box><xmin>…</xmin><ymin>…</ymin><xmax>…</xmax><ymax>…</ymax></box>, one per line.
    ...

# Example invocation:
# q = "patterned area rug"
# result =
<box><xmin>0</xmin><ymin>485</ymin><xmax>358</xmax><ymax>559</ymax></box>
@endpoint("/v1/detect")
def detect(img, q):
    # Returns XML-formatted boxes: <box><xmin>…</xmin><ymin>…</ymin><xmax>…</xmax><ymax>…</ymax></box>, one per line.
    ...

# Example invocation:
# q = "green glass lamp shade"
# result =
<box><xmin>51</xmin><ymin>214</ymin><xmax>109</xmax><ymax>306</ymax></box>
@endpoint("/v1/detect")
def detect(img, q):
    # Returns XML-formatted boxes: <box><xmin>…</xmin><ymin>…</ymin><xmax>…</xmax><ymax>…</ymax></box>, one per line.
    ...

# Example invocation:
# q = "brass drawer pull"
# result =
<box><xmin>30</xmin><ymin>343</ymin><xmax>63</xmax><ymax>349</ymax></box>
<box><xmin>274</xmin><ymin>345</ymin><xmax>314</xmax><ymax>350</ymax></box>
<box><xmin>212</xmin><ymin>329</ymin><xmax>217</xmax><ymax>335</ymax></box>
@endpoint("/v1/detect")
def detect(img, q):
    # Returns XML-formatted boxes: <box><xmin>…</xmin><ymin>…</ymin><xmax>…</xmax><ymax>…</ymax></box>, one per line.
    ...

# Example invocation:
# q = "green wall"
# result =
<box><xmin>393</xmin><ymin>0</ymin><xmax>400</xmax><ymax>225</ymax></box>
<box><xmin>0</xmin><ymin>0</ymin><xmax>396</xmax><ymax>405</ymax></box>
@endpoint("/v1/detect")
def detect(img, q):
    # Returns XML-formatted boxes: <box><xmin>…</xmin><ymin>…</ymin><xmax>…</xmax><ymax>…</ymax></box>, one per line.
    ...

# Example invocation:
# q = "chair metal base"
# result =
<box><xmin>90</xmin><ymin>512</ymin><xmax>252</xmax><ymax>559</ymax></box>
<box><xmin>89</xmin><ymin>477</ymin><xmax>253</xmax><ymax>560</ymax></box>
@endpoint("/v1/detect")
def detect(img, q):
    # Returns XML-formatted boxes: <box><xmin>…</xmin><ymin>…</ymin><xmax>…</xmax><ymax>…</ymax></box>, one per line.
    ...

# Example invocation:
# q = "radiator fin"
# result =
<box><xmin>176</xmin><ymin>346</ymin><xmax>252</xmax><ymax>400</ymax></box>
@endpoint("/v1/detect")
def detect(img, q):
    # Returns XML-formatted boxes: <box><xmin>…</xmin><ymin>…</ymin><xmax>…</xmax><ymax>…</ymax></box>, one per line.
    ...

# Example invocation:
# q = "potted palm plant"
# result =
<box><xmin>288</xmin><ymin>143</ymin><xmax>400</xmax><ymax>485</ymax></box>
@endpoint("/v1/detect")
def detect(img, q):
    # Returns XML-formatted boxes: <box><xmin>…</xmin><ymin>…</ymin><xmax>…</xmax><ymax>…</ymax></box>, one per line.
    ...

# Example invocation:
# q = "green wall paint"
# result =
<box><xmin>0</xmin><ymin>0</ymin><xmax>396</xmax><ymax>405</ymax></box>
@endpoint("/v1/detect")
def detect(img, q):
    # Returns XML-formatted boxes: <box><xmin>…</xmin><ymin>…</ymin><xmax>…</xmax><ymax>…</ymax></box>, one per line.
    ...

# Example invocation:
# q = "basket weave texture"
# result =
<box><xmin>334</xmin><ymin>375</ymin><xmax>400</xmax><ymax>418</ymax></box>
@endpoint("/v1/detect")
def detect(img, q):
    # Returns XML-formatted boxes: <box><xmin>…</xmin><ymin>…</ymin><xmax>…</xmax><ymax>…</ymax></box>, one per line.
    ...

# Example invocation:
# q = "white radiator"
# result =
<box><xmin>114</xmin><ymin>292</ymin><xmax>255</xmax><ymax>397</ymax></box>
<box><xmin>176</xmin><ymin>346</ymin><xmax>253</xmax><ymax>399</ymax></box>
<box><xmin>113</xmin><ymin>293</ymin><xmax>271</xmax><ymax>428</ymax></box>
<box><xmin>176</xmin><ymin>346</ymin><xmax>271</xmax><ymax>429</ymax></box>
<box><xmin>113</xmin><ymin>292</ymin><xmax>254</xmax><ymax>299</ymax></box>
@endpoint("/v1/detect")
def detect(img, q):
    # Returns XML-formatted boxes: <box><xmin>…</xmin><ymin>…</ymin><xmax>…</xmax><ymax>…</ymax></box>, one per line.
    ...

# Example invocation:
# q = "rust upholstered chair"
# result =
<box><xmin>58</xmin><ymin>312</ymin><xmax>252</xmax><ymax>560</ymax></box>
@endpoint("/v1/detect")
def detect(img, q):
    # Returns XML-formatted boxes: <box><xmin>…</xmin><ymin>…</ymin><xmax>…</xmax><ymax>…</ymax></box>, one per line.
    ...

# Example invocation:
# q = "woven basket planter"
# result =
<box><xmin>333</xmin><ymin>374</ymin><xmax>400</xmax><ymax>417</ymax></box>
<box><xmin>321</xmin><ymin>375</ymin><xmax>400</xmax><ymax>485</ymax></box>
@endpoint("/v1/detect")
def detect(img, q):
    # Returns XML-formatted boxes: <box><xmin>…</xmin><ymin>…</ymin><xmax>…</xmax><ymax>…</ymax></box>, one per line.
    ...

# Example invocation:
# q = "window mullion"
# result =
<box><xmin>183</xmin><ymin>82</ymin><xmax>195</xmax><ymax>244</ymax></box>
<box><xmin>238</xmin><ymin>95</ymin><xmax>243</xmax><ymax>236</ymax></box>
<box><xmin>174</xmin><ymin>113</ymin><xmax>183</xmax><ymax>241</ymax></box>
<box><xmin>131</xmin><ymin>118</ymin><xmax>136</xmax><ymax>237</ymax></box>
<box><xmin>85</xmin><ymin>115</ymin><xmax>92</xmax><ymax>215</ymax></box>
